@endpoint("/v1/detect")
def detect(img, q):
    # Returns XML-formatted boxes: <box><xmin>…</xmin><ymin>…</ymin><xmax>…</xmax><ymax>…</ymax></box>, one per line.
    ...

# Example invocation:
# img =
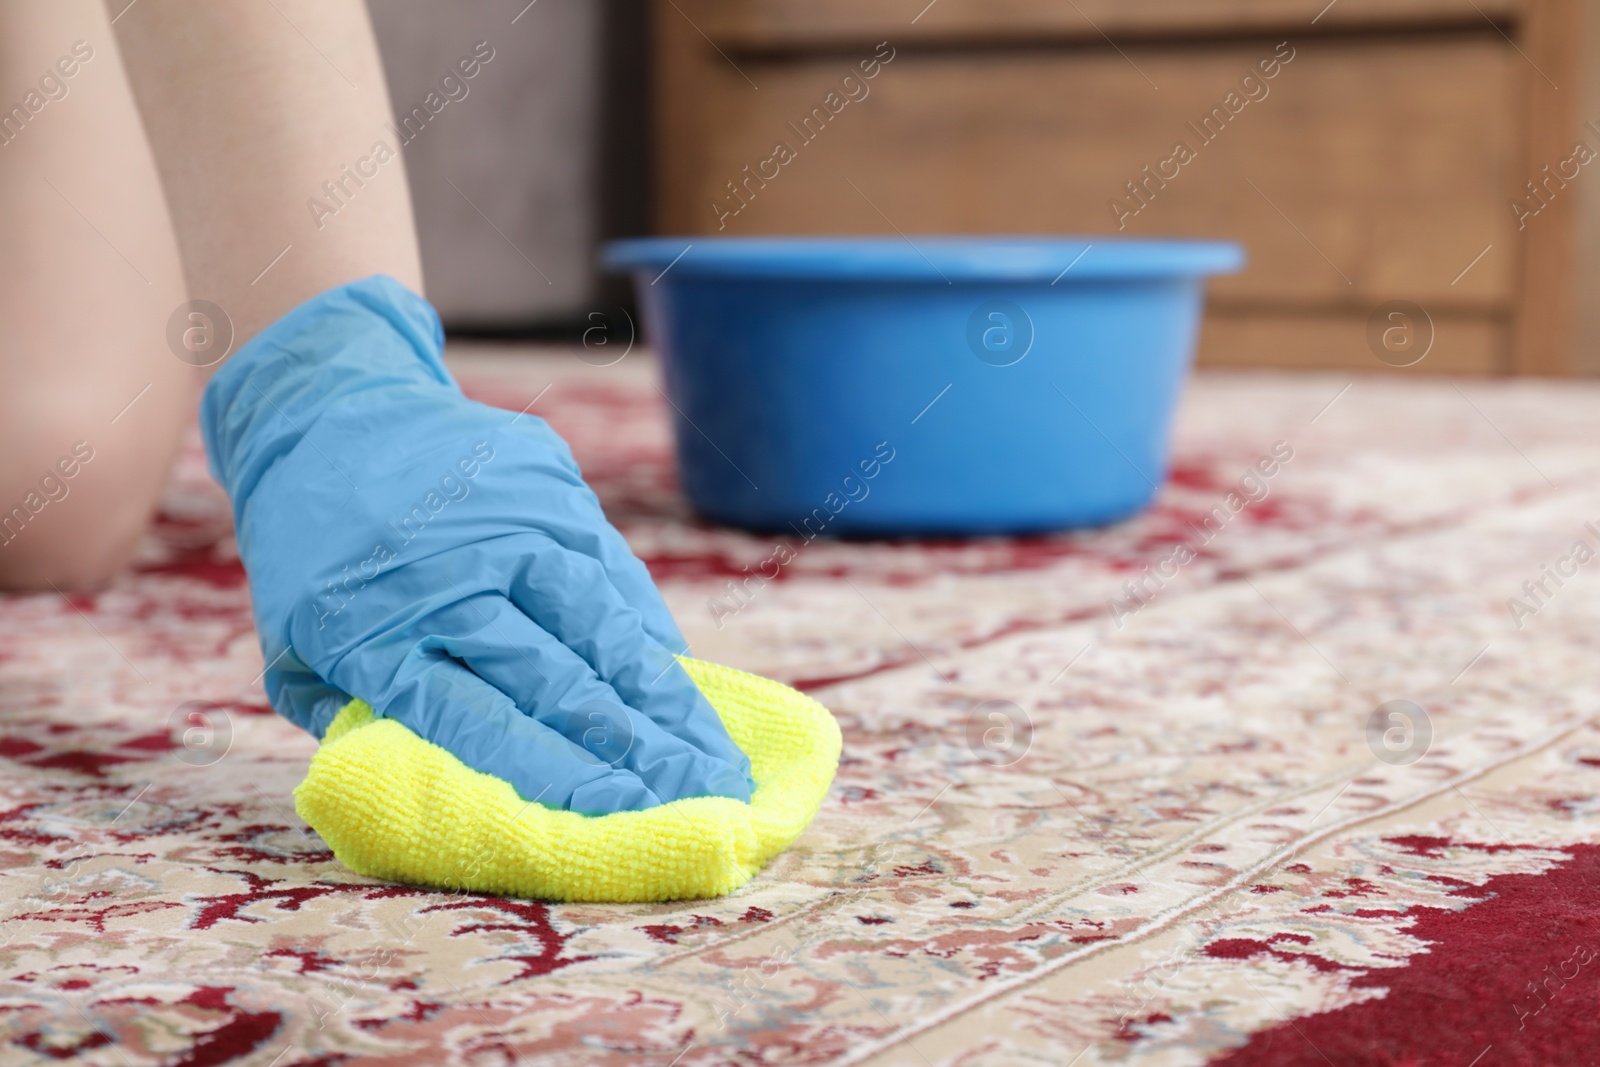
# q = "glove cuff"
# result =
<box><xmin>199</xmin><ymin>275</ymin><xmax>454</xmax><ymax>519</ymax></box>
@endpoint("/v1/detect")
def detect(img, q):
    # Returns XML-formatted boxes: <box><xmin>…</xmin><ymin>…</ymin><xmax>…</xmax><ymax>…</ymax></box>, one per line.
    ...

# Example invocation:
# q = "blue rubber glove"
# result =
<box><xmin>201</xmin><ymin>275</ymin><xmax>752</xmax><ymax>814</ymax></box>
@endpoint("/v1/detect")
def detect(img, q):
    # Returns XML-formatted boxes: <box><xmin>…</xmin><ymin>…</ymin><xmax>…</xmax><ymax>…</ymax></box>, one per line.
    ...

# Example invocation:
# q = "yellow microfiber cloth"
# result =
<box><xmin>292</xmin><ymin>658</ymin><xmax>841</xmax><ymax>902</ymax></box>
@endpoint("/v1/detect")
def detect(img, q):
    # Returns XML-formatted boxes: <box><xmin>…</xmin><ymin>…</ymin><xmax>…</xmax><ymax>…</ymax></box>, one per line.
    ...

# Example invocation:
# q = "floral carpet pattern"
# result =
<box><xmin>3</xmin><ymin>352</ymin><xmax>1600</xmax><ymax>1066</ymax></box>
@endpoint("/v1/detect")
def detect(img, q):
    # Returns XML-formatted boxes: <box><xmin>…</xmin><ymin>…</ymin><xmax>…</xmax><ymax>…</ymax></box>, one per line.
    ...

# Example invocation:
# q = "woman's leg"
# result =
<box><xmin>0</xmin><ymin>0</ymin><xmax>423</xmax><ymax>592</ymax></box>
<box><xmin>0</xmin><ymin>0</ymin><xmax>194</xmax><ymax>590</ymax></box>
<box><xmin>109</xmin><ymin>0</ymin><xmax>424</xmax><ymax>345</ymax></box>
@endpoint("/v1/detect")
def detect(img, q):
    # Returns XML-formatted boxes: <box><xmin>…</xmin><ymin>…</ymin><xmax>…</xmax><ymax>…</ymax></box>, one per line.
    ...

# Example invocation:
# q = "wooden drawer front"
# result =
<box><xmin>666</xmin><ymin>37</ymin><xmax>1518</xmax><ymax>312</ymax></box>
<box><xmin>1197</xmin><ymin>311</ymin><xmax>1507</xmax><ymax>374</ymax></box>
<box><xmin>697</xmin><ymin>0</ymin><xmax>1525</xmax><ymax>49</ymax></box>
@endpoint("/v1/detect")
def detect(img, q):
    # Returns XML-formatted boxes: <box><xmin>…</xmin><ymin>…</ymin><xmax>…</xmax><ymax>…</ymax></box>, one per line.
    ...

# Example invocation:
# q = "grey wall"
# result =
<box><xmin>367</xmin><ymin>0</ymin><xmax>604</xmax><ymax>328</ymax></box>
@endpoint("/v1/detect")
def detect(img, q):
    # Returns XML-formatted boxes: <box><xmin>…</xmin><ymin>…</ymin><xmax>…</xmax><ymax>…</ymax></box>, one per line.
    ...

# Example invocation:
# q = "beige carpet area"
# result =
<box><xmin>2</xmin><ymin>351</ymin><xmax>1599</xmax><ymax>1065</ymax></box>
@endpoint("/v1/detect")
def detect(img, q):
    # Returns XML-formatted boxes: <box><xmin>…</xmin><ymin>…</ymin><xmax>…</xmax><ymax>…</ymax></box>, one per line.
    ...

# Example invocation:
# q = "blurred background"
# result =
<box><xmin>368</xmin><ymin>0</ymin><xmax>1600</xmax><ymax>376</ymax></box>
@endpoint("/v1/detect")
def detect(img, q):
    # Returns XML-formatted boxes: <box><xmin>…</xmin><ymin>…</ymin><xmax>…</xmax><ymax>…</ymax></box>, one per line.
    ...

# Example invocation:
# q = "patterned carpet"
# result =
<box><xmin>3</xmin><ymin>350</ymin><xmax>1600</xmax><ymax>1066</ymax></box>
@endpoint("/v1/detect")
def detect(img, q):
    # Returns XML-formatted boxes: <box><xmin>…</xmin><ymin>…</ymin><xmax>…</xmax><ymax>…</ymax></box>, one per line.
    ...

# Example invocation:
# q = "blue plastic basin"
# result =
<box><xmin>602</xmin><ymin>236</ymin><xmax>1244</xmax><ymax>536</ymax></box>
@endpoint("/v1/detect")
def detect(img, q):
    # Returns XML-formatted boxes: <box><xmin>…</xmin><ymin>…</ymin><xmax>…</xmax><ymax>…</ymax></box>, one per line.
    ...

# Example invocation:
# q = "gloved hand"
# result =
<box><xmin>201</xmin><ymin>275</ymin><xmax>752</xmax><ymax>814</ymax></box>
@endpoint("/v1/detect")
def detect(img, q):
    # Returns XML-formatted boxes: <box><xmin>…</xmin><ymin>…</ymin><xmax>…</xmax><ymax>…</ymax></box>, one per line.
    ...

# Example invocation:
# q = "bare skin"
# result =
<box><xmin>0</xmin><ymin>0</ymin><xmax>423</xmax><ymax>591</ymax></box>
<box><xmin>0</xmin><ymin>0</ymin><xmax>192</xmax><ymax>590</ymax></box>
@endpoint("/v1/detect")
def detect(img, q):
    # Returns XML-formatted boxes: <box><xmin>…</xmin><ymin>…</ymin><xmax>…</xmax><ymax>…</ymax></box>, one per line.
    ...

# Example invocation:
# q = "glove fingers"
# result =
<box><xmin>491</xmin><ymin>446</ymin><xmax>689</xmax><ymax>652</ymax></box>
<box><xmin>583</xmin><ymin>527</ymin><xmax>689</xmax><ymax>650</ymax></box>
<box><xmin>505</xmin><ymin>536</ymin><xmax>753</xmax><ymax>784</ymax></box>
<box><xmin>375</xmin><ymin>643</ymin><xmax>665</xmax><ymax>814</ymax></box>
<box><xmin>430</xmin><ymin>591</ymin><xmax>751</xmax><ymax>804</ymax></box>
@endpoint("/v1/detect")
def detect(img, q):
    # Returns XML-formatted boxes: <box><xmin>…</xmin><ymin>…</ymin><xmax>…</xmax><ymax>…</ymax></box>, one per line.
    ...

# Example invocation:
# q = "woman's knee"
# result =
<box><xmin>0</xmin><ymin>374</ymin><xmax>196</xmax><ymax>592</ymax></box>
<box><xmin>0</xmin><ymin>438</ymin><xmax>151</xmax><ymax>590</ymax></box>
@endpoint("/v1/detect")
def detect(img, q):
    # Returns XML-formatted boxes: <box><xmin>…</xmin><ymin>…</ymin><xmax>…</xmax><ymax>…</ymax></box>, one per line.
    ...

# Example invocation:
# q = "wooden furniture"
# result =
<box><xmin>651</xmin><ymin>0</ymin><xmax>1600</xmax><ymax>375</ymax></box>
